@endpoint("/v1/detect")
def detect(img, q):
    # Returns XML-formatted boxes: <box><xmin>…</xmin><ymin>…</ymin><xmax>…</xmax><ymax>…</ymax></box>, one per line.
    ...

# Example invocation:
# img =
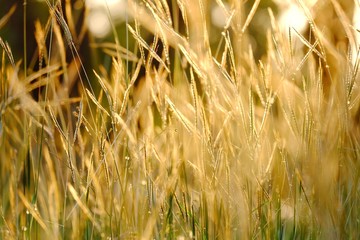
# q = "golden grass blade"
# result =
<box><xmin>330</xmin><ymin>0</ymin><xmax>356</xmax><ymax>46</ymax></box>
<box><xmin>90</xmin><ymin>42</ymin><xmax>138</xmax><ymax>61</ymax></box>
<box><xmin>85</xmin><ymin>88</ymin><xmax>110</xmax><ymax>117</ymax></box>
<box><xmin>241</xmin><ymin>0</ymin><xmax>261</xmax><ymax>34</ymax></box>
<box><xmin>223</xmin><ymin>31</ymin><xmax>237</xmax><ymax>79</ymax></box>
<box><xmin>159</xmin><ymin>0</ymin><xmax>172</xmax><ymax>25</ymax></box>
<box><xmin>265</xmin><ymin>143</ymin><xmax>277</xmax><ymax>175</ymax></box>
<box><xmin>214</xmin><ymin>0</ymin><xmax>230</xmax><ymax>17</ymax></box>
<box><xmin>128</xmin><ymin>1</ymin><xmax>186</xmax><ymax>50</ymax></box>
<box><xmin>249</xmin><ymin>87</ymin><xmax>257</xmax><ymax>139</ymax></box>
<box><xmin>0</xmin><ymin>4</ymin><xmax>16</xmax><ymax>29</ymax></box>
<box><xmin>292</xmin><ymin>28</ymin><xmax>323</xmax><ymax>60</ymax></box>
<box><xmin>148</xmin><ymin>0</ymin><xmax>171</xmax><ymax>66</ymax></box>
<box><xmin>44</xmin><ymin>0</ymin><xmax>73</xmax><ymax>46</ymax></box>
<box><xmin>177</xmin><ymin>0</ymin><xmax>190</xmax><ymax>38</ymax></box>
<box><xmin>48</xmin><ymin>105</ymin><xmax>67</xmax><ymax>141</ymax></box>
<box><xmin>0</xmin><ymin>38</ymin><xmax>15</xmax><ymax>67</ymax></box>
<box><xmin>34</xmin><ymin>20</ymin><xmax>49</xmax><ymax>66</ymax></box>
<box><xmin>296</xmin><ymin>39</ymin><xmax>319</xmax><ymax>71</ymax></box>
<box><xmin>135</xmin><ymin>19</ymin><xmax>146</xmax><ymax>65</ymax></box>
<box><xmin>178</xmin><ymin>44</ymin><xmax>206</xmax><ymax>80</ymax></box>
<box><xmin>67</xmin><ymin>184</ymin><xmax>100</xmax><ymax>230</ymax></box>
<box><xmin>213</xmin><ymin>57</ymin><xmax>234</xmax><ymax>84</ymax></box>
<box><xmin>24</xmin><ymin>64</ymin><xmax>60</xmax><ymax>84</ymax></box>
<box><xmin>65</xmin><ymin>0</ymin><xmax>78</xmax><ymax>43</ymax></box>
<box><xmin>112</xmin><ymin>112</ymin><xmax>136</xmax><ymax>145</ymax></box>
<box><xmin>189</xmin><ymin>68</ymin><xmax>198</xmax><ymax>128</ymax></box>
<box><xmin>165</xmin><ymin>95</ymin><xmax>196</xmax><ymax>134</ymax></box>
<box><xmin>93</xmin><ymin>70</ymin><xmax>112</xmax><ymax>108</ymax></box>
<box><xmin>128</xmin><ymin>24</ymin><xmax>170</xmax><ymax>73</ymax></box>
<box><xmin>120</xmin><ymin>61</ymin><xmax>142</xmax><ymax>116</ymax></box>
<box><xmin>17</xmin><ymin>191</ymin><xmax>49</xmax><ymax>233</ymax></box>
<box><xmin>73</xmin><ymin>99</ymin><xmax>83</xmax><ymax>144</ymax></box>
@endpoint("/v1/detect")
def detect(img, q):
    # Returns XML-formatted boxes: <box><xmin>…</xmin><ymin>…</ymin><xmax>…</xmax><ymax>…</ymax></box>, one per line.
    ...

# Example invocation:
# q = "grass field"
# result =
<box><xmin>1</xmin><ymin>0</ymin><xmax>360</xmax><ymax>239</ymax></box>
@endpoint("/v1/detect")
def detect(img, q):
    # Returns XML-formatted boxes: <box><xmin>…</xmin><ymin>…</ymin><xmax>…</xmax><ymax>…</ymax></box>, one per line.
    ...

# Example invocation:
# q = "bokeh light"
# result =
<box><xmin>86</xmin><ymin>0</ymin><xmax>127</xmax><ymax>38</ymax></box>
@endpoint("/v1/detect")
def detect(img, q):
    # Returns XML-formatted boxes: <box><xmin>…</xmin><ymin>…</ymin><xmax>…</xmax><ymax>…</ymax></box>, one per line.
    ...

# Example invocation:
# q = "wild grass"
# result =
<box><xmin>0</xmin><ymin>0</ymin><xmax>360</xmax><ymax>239</ymax></box>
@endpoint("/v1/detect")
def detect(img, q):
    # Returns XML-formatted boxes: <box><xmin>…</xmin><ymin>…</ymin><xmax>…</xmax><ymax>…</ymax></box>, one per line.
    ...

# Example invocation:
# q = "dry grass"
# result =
<box><xmin>1</xmin><ymin>0</ymin><xmax>360</xmax><ymax>239</ymax></box>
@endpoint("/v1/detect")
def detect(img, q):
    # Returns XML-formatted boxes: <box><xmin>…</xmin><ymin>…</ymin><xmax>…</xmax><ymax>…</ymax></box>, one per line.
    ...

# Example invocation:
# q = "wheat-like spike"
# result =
<box><xmin>279</xmin><ymin>98</ymin><xmax>297</xmax><ymax>138</ymax></box>
<box><xmin>85</xmin><ymin>88</ymin><xmax>110</xmax><ymax>117</ymax></box>
<box><xmin>99</xmin><ymin>136</ymin><xmax>110</xmax><ymax>188</ymax></box>
<box><xmin>128</xmin><ymin>24</ymin><xmax>170</xmax><ymax>73</ymax></box>
<box><xmin>258</xmin><ymin>60</ymin><xmax>266</xmax><ymax>91</ymax></box>
<box><xmin>45</xmin><ymin>0</ymin><xmax>72</xmax><ymax>46</ymax></box>
<box><xmin>93</xmin><ymin>70</ymin><xmax>113</xmax><ymax>109</ymax></box>
<box><xmin>178</xmin><ymin>44</ymin><xmax>206</xmax><ymax>80</ymax></box>
<box><xmin>271</xmin><ymin>33</ymin><xmax>285</xmax><ymax>70</ymax></box>
<box><xmin>154</xmin><ymin>0</ymin><xmax>172</xmax><ymax>65</ymax></box>
<box><xmin>177</xmin><ymin>0</ymin><xmax>189</xmax><ymax>38</ymax></box>
<box><xmin>288</xmin><ymin>27</ymin><xmax>293</xmax><ymax>60</ymax></box>
<box><xmin>49</xmin><ymin>104</ymin><xmax>76</xmax><ymax>183</ymax></box>
<box><xmin>45</xmin><ymin>0</ymin><xmax>97</xmax><ymax>96</ymax></box>
<box><xmin>258</xmin><ymin>93</ymin><xmax>274</xmax><ymax>138</ymax></box>
<box><xmin>200</xmin><ymin>103</ymin><xmax>211</xmax><ymax>145</ymax></box>
<box><xmin>165</xmin><ymin>95</ymin><xmax>196</xmax><ymax>134</ymax></box>
<box><xmin>254</xmin><ymin>83</ymin><xmax>265</xmax><ymax>107</ymax></box>
<box><xmin>189</xmin><ymin>68</ymin><xmax>198</xmax><ymax>128</ymax></box>
<box><xmin>119</xmin><ymin>60</ymin><xmax>142</xmax><ymax>117</ymax></box>
<box><xmin>159</xmin><ymin>0</ymin><xmax>172</xmax><ymax>25</ymax></box>
<box><xmin>345</xmin><ymin>45</ymin><xmax>352</xmax><ymax>99</ymax></box>
<box><xmin>213</xmin><ymin>113</ymin><xmax>231</xmax><ymax>148</ymax></box>
<box><xmin>330</xmin><ymin>0</ymin><xmax>356</xmax><ymax>46</ymax></box>
<box><xmin>199</xmin><ymin>0</ymin><xmax>210</xmax><ymax>52</ymax></box>
<box><xmin>64</xmin><ymin>0</ymin><xmax>77</xmax><ymax>44</ymax></box>
<box><xmin>292</xmin><ymin>28</ymin><xmax>323</xmax><ymax>60</ymax></box>
<box><xmin>48</xmin><ymin>105</ymin><xmax>67</xmax><ymax>141</ymax></box>
<box><xmin>144</xmin><ymin>1</ymin><xmax>171</xmax><ymax>67</ymax></box>
<box><xmin>249</xmin><ymin>87</ymin><xmax>257</xmax><ymax>140</ymax></box>
<box><xmin>212</xmin><ymin>57</ymin><xmax>234</xmax><ymax>84</ymax></box>
<box><xmin>296</xmin><ymin>39</ymin><xmax>320</xmax><ymax>72</ymax></box>
<box><xmin>223</xmin><ymin>31</ymin><xmax>237</xmax><ymax>79</ymax></box>
<box><xmin>112</xmin><ymin>111</ymin><xmax>136</xmax><ymax>145</ymax></box>
<box><xmin>287</xmin><ymin>92</ymin><xmax>300</xmax><ymax>135</ymax></box>
<box><xmin>135</xmin><ymin>20</ymin><xmax>146</xmax><ymax>66</ymax></box>
<box><xmin>348</xmin><ymin>47</ymin><xmax>360</xmax><ymax>101</ymax></box>
<box><xmin>73</xmin><ymin>99</ymin><xmax>83</xmax><ymax>144</ymax></box>
<box><xmin>146</xmin><ymin>34</ymin><xmax>159</xmax><ymax>72</ymax></box>
<box><xmin>316</xmin><ymin>59</ymin><xmax>323</xmax><ymax>112</ymax></box>
<box><xmin>0</xmin><ymin>38</ymin><xmax>14</xmax><ymax>67</ymax></box>
<box><xmin>235</xmin><ymin>93</ymin><xmax>249</xmax><ymax>143</ymax></box>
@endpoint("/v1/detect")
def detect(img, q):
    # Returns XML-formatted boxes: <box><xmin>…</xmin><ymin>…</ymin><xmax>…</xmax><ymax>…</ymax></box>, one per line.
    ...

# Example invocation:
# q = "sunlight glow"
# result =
<box><xmin>278</xmin><ymin>4</ymin><xmax>308</xmax><ymax>32</ymax></box>
<box><xmin>211</xmin><ymin>3</ymin><xmax>230</xmax><ymax>28</ymax></box>
<box><xmin>86</xmin><ymin>0</ymin><xmax>127</xmax><ymax>38</ymax></box>
<box><xmin>87</xmin><ymin>10</ymin><xmax>111</xmax><ymax>38</ymax></box>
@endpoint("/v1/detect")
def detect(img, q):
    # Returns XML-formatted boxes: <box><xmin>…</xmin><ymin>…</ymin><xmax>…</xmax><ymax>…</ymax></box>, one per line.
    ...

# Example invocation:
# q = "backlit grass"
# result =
<box><xmin>1</xmin><ymin>0</ymin><xmax>360</xmax><ymax>239</ymax></box>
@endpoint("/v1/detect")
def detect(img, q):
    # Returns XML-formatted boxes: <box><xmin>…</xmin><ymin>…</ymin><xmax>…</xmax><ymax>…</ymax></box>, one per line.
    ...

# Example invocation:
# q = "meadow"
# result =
<box><xmin>1</xmin><ymin>0</ymin><xmax>360</xmax><ymax>239</ymax></box>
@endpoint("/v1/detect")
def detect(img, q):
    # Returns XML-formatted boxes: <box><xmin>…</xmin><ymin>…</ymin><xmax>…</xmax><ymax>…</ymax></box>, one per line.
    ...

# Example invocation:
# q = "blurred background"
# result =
<box><xmin>0</xmin><ymin>0</ymin><xmax>359</xmax><ymax>83</ymax></box>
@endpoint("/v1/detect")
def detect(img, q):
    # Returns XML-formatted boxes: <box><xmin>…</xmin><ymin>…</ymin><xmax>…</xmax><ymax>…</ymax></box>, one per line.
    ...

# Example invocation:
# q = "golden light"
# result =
<box><xmin>86</xmin><ymin>0</ymin><xmax>127</xmax><ymax>38</ymax></box>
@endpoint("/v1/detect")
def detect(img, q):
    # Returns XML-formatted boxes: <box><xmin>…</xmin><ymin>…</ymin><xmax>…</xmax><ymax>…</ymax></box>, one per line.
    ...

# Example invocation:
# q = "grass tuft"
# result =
<box><xmin>1</xmin><ymin>0</ymin><xmax>360</xmax><ymax>239</ymax></box>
